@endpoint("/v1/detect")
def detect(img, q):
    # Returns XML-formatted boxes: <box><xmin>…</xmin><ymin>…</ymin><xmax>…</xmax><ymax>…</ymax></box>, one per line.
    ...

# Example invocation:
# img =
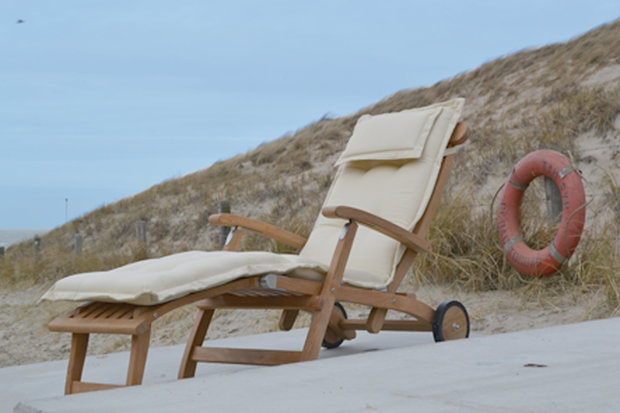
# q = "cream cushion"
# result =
<box><xmin>335</xmin><ymin>105</ymin><xmax>442</xmax><ymax>165</ymax></box>
<box><xmin>299</xmin><ymin>98</ymin><xmax>464</xmax><ymax>287</ymax></box>
<box><xmin>41</xmin><ymin>251</ymin><xmax>379</xmax><ymax>305</ymax></box>
<box><xmin>41</xmin><ymin>98</ymin><xmax>464</xmax><ymax>305</ymax></box>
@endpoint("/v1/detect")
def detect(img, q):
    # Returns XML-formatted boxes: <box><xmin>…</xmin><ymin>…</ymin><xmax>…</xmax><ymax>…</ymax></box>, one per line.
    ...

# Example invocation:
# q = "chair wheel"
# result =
<box><xmin>322</xmin><ymin>302</ymin><xmax>347</xmax><ymax>349</ymax></box>
<box><xmin>432</xmin><ymin>300</ymin><xmax>470</xmax><ymax>342</ymax></box>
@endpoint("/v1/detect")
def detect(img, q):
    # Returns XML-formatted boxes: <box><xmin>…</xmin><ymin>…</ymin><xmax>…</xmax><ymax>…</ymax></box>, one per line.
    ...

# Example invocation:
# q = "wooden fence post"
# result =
<box><xmin>33</xmin><ymin>236</ymin><xmax>42</xmax><ymax>259</ymax></box>
<box><xmin>136</xmin><ymin>220</ymin><xmax>147</xmax><ymax>244</ymax></box>
<box><xmin>74</xmin><ymin>233</ymin><xmax>83</xmax><ymax>255</ymax></box>
<box><xmin>218</xmin><ymin>201</ymin><xmax>231</xmax><ymax>249</ymax></box>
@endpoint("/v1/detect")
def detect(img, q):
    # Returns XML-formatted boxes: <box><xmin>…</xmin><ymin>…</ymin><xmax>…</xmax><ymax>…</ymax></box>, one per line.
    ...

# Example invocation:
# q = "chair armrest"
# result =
<box><xmin>448</xmin><ymin>121</ymin><xmax>469</xmax><ymax>147</ymax></box>
<box><xmin>208</xmin><ymin>213</ymin><xmax>307</xmax><ymax>250</ymax></box>
<box><xmin>321</xmin><ymin>206</ymin><xmax>431</xmax><ymax>253</ymax></box>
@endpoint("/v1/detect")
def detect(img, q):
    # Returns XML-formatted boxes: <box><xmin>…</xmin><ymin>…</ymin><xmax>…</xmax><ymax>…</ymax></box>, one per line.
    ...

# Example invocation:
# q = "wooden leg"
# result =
<box><xmin>126</xmin><ymin>329</ymin><xmax>151</xmax><ymax>386</ymax></box>
<box><xmin>278</xmin><ymin>310</ymin><xmax>299</xmax><ymax>331</ymax></box>
<box><xmin>301</xmin><ymin>297</ymin><xmax>336</xmax><ymax>361</ymax></box>
<box><xmin>302</xmin><ymin>221</ymin><xmax>358</xmax><ymax>361</ymax></box>
<box><xmin>366</xmin><ymin>308</ymin><xmax>388</xmax><ymax>333</ymax></box>
<box><xmin>367</xmin><ymin>250</ymin><xmax>418</xmax><ymax>333</ymax></box>
<box><xmin>178</xmin><ymin>308</ymin><xmax>214</xmax><ymax>379</ymax></box>
<box><xmin>327</xmin><ymin>303</ymin><xmax>356</xmax><ymax>341</ymax></box>
<box><xmin>65</xmin><ymin>333</ymin><xmax>89</xmax><ymax>395</ymax></box>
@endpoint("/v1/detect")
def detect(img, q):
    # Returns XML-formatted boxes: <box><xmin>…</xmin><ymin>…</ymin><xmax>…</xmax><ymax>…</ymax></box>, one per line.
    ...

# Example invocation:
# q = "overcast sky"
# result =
<box><xmin>1</xmin><ymin>1</ymin><xmax>619</xmax><ymax>229</ymax></box>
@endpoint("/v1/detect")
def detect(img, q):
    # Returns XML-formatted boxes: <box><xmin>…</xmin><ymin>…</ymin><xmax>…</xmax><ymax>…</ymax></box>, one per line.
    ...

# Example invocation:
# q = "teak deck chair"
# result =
<box><xmin>42</xmin><ymin>98</ymin><xmax>470</xmax><ymax>395</ymax></box>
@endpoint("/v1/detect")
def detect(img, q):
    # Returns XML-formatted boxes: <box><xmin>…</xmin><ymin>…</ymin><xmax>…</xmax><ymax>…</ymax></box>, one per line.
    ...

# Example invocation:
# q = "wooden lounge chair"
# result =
<box><xmin>42</xmin><ymin>98</ymin><xmax>470</xmax><ymax>394</ymax></box>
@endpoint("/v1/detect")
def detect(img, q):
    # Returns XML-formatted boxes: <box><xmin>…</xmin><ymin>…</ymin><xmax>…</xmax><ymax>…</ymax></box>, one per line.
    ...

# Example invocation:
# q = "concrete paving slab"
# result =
<box><xmin>10</xmin><ymin>318</ymin><xmax>620</xmax><ymax>412</ymax></box>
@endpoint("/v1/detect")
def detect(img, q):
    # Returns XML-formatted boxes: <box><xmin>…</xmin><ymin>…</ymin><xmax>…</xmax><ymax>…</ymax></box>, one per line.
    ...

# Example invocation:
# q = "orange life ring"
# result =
<box><xmin>497</xmin><ymin>149</ymin><xmax>586</xmax><ymax>276</ymax></box>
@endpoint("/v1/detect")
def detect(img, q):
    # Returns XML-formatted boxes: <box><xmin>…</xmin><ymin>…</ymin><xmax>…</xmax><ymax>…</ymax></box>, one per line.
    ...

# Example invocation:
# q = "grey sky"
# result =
<box><xmin>1</xmin><ymin>1</ymin><xmax>618</xmax><ymax>228</ymax></box>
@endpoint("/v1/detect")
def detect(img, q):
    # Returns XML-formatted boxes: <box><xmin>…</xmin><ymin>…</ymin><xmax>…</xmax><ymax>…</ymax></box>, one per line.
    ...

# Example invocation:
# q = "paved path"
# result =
<box><xmin>7</xmin><ymin>318</ymin><xmax>620</xmax><ymax>412</ymax></box>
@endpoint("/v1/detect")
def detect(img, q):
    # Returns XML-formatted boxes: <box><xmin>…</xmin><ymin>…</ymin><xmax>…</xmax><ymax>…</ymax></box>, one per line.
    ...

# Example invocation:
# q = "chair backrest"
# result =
<box><xmin>299</xmin><ymin>98</ymin><xmax>465</xmax><ymax>289</ymax></box>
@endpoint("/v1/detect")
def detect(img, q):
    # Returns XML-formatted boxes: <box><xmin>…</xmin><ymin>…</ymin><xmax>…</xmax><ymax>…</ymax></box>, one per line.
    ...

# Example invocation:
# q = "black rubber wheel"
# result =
<box><xmin>432</xmin><ymin>300</ymin><xmax>470</xmax><ymax>342</ymax></box>
<box><xmin>322</xmin><ymin>302</ymin><xmax>347</xmax><ymax>349</ymax></box>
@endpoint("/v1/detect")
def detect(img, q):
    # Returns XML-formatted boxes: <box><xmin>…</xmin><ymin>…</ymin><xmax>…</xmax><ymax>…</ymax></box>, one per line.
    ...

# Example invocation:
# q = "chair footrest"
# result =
<box><xmin>49</xmin><ymin>302</ymin><xmax>149</xmax><ymax>335</ymax></box>
<box><xmin>191</xmin><ymin>346</ymin><xmax>303</xmax><ymax>365</ymax></box>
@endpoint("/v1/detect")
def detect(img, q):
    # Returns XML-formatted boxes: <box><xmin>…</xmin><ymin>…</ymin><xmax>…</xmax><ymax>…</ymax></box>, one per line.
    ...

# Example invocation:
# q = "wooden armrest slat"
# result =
<box><xmin>321</xmin><ymin>206</ymin><xmax>430</xmax><ymax>253</ymax></box>
<box><xmin>209</xmin><ymin>213</ymin><xmax>306</xmax><ymax>249</ymax></box>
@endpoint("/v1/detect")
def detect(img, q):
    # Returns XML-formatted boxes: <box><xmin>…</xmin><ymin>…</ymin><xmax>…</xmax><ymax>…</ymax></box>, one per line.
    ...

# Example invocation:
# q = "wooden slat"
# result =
<box><xmin>382</xmin><ymin>319</ymin><xmax>431</xmax><ymax>331</ymax></box>
<box><xmin>272</xmin><ymin>275</ymin><xmax>322</xmax><ymax>296</ymax></box>
<box><xmin>339</xmin><ymin>319</ymin><xmax>374</xmax><ymax>330</ymax></box>
<box><xmin>66</xmin><ymin>302</ymin><xmax>134</xmax><ymax>320</ymax></box>
<box><xmin>114</xmin><ymin>305</ymin><xmax>135</xmax><ymax>319</ymax></box>
<box><xmin>198</xmin><ymin>295</ymin><xmax>320</xmax><ymax>310</ymax></box>
<box><xmin>97</xmin><ymin>305</ymin><xmax>124</xmax><ymax>319</ymax></box>
<box><xmin>336</xmin><ymin>286</ymin><xmax>435</xmax><ymax>324</ymax></box>
<box><xmin>230</xmin><ymin>288</ymin><xmax>298</xmax><ymax>297</ymax></box>
<box><xmin>92</xmin><ymin>304</ymin><xmax>115</xmax><ymax>318</ymax></box>
<box><xmin>79</xmin><ymin>302</ymin><xmax>106</xmax><ymax>318</ymax></box>
<box><xmin>279</xmin><ymin>309</ymin><xmax>299</xmax><ymax>331</ymax></box>
<box><xmin>209</xmin><ymin>213</ymin><xmax>307</xmax><ymax>250</ymax></box>
<box><xmin>341</xmin><ymin>319</ymin><xmax>431</xmax><ymax>332</ymax></box>
<box><xmin>49</xmin><ymin>315</ymin><xmax>148</xmax><ymax>335</ymax></box>
<box><xmin>322</xmin><ymin>206</ymin><xmax>431</xmax><ymax>253</ymax></box>
<box><xmin>191</xmin><ymin>347</ymin><xmax>303</xmax><ymax>366</ymax></box>
<box><xmin>71</xmin><ymin>381</ymin><xmax>124</xmax><ymax>394</ymax></box>
<box><xmin>105</xmin><ymin>304</ymin><xmax>133</xmax><ymax>319</ymax></box>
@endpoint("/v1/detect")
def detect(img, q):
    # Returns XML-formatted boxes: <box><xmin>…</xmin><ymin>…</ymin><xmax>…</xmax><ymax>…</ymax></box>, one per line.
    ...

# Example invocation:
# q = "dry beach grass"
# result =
<box><xmin>1</xmin><ymin>20</ymin><xmax>619</xmax><ymax>368</ymax></box>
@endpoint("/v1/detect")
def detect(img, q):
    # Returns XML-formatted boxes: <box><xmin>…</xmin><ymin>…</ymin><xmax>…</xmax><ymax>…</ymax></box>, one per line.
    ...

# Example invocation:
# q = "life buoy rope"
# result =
<box><xmin>497</xmin><ymin>149</ymin><xmax>586</xmax><ymax>276</ymax></box>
